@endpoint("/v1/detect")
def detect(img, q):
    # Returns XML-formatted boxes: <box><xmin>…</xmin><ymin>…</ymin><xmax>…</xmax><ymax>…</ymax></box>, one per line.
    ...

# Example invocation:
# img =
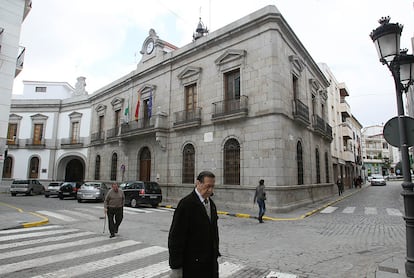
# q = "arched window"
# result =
<box><xmin>316</xmin><ymin>148</ymin><xmax>320</xmax><ymax>183</ymax></box>
<box><xmin>2</xmin><ymin>156</ymin><xmax>12</xmax><ymax>178</ymax></box>
<box><xmin>95</xmin><ymin>155</ymin><xmax>101</xmax><ymax>180</ymax></box>
<box><xmin>325</xmin><ymin>152</ymin><xmax>330</xmax><ymax>183</ymax></box>
<box><xmin>182</xmin><ymin>144</ymin><xmax>195</xmax><ymax>183</ymax></box>
<box><xmin>110</xmin><ymin>153</ymin><xmax>118</xmax><ymax>181</ymax></box>
<box><xmin>29</xmin><ymin>157</ymin><xmax>39</xmax><ymax>178</ymax></box>
<box><xmin>224</xmin><ymin>138</ymin><xmax>240</xmax><ymax>185</ymax></box>
<box><xmin>297</xmin><ymin>141</ymin><xmax>303</xmax><ymax>185</ymax></box>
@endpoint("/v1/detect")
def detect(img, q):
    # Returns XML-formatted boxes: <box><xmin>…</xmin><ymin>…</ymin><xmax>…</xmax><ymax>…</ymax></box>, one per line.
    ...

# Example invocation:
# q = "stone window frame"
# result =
<box><xmin>215</xmin><ymin>49</ymin><xmax>246</xmax><ymax>101</ymax></box>
<box><xmin>223</xmin><ymin>137</ymin><xmax>241</xmax><ymax>185</ymax></box>
<box><xmin>182</xmin><ymin>143</ymin><xmax>196</xmax><ymax>184</ymax></box>
<box><xmin>177</xmin><ymin>67</ymin><xmax>201</xmax><ymax>112</ymax></box>
<box><xmin>95</xmin><ymin>155</ymin><xmax>101</xmax><ymax>180</ymax></box>
<box><xmin>110</xmin><ymin>152</ymin><xmax>118</xmax><ymax>181</ymax></box>
<box><xmin>289</xmin><ymin>55</ymin><xmax>305</xmax><ymax>100</ymax></box>
<box><xmin>315</xmin><ymin>147</ymin><xmax>321</xmax><ymax>184</ymax></box>
<box><xmin>8</xmin><ymin>114</ymin><xmax>22</xmax><ymax>143</ymax></box>
<box><xmin>68</xmin><ymin>112</ymin><xmax>82</xmax><ymax>143</ymax></box>
<box><xmin>111</xmin><ymin>97</ymin><xmax>124</xmax><ymax>127</ymax></box>
<box><xmin>297</xmin><ymin>140</ymin><xmax>304</xmax><ymax>185</ymax></box>
<box><xmin>30</xmin><ymin>113</ymin><xmax>48</xmax><ymax>143</ymax></box>
<box><xmin>325</xmin><ymin>151</ymin><xmax>330</xmax><ymax>183</ymax></box>
<box><xmin>95</xmin><ymin>104</ymin><xmax>107</xmax><ymax>133</ymax></box>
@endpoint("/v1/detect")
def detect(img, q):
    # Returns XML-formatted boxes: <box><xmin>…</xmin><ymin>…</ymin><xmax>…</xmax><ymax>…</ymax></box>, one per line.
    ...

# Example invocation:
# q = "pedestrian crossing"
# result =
<box><xmin>35</xmin><ymin>206</ymin><xmax>175</xmax><ymax>223</ymax></box>
<box><xmin>320</xmin><ymin>206</ymin><xmax>403</xmax><ymax>216</ymax></box>
<box><xmin>0</xmin><ymin>225</ymin><xmax>298</xmax><ymax>278</ymax></box>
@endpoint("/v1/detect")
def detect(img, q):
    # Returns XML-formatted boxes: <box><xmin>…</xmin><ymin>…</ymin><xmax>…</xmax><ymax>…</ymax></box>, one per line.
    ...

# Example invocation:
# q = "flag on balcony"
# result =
<box><xmin>124</xmin><ymin>98</ymin><xmax>130</xmax><ymax>123</ymax></box>
<box><xmin>135</xmin><ymin>92</ymin><xmax>141</xmax><ymax>121</ymax></box>
<box><xmin>148</xmin><ymin>89</ymin><xmax>153</xmax><ymax>118</ymax></box>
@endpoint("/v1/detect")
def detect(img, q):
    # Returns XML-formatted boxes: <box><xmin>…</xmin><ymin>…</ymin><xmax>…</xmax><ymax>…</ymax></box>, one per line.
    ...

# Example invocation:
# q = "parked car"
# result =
<box><xmin>45</xmin><ymin>181</ymin><xmax>64</xmax><ymax>198</ymax></box>
<box><xmin>58</xmin><ymin>182</ymin><xmax>82</xmax><ymax>199</ymax></box>
<box><xmin>119</xmin><ymin>181</ymin><xmax>162</xmax><ymax>208</ymax></box>
<box><xmin>10</xmin><ymin>179</ymin><xmax>44</xmax><ymax>196</ymax></box>
<box><xmin>77</xmin><ymin>182</ymin><xmax>109</xmax><ymax>202</ymax></box>
<box><xmin>370</xmin><ymin>175</ymin><xmax>386</xmax><ymax>186</ymax></box>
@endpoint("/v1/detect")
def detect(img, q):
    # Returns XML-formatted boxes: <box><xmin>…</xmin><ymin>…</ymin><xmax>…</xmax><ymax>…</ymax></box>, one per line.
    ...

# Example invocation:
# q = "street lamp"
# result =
<box><xmin>371</xmin><ymin>16</ymin><xmax>414</xmax><ymax>277</ymax></box>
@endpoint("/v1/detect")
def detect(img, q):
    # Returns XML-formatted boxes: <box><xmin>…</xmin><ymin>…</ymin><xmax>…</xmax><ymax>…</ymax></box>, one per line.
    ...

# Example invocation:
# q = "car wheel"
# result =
<box><xmin>45</xmin><ymin>194</ymin><xmax>50</xmax><ymax>198</ymax></box>
<box><xmin>77</xmin><ymin>199</ymin><xmax>82</xmax><ymax>203</ymax></box>
<box><xmin>40</xmin><ymin>187</ymin><xmax>45</xmax><ymax>195</ymax></box>
<box><xmin>131</xmin><ymin>198</ymin><xmax>138</xmax><ymax>208</ymax></box>
<box><xmin>11</xmin><ymin>193</ymin><xmax>16</xmax><ymax>196</ymax></box>
<box><xmin>26</xmin><ymin>189</ymin><xmax>33</xmax><ymax>196</ymax></box>
<box><xmin>59</xmin><ymin>196</ymin><xmax>64</xmax><ymax>200</ymax></box>
<box><xmin>151</xmin><ymin>203</ymin><xmax>158</xmax><ymax>208</ymax></box>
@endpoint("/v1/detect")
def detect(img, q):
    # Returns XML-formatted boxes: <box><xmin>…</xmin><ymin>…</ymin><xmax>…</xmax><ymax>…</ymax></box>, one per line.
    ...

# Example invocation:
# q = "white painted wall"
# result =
<box><xmin>13</xmin><ymin>81</ymin><xmax>74</xmax><ymax>99</ymax></box>
<box><xmin>8</xmin><ymin>149</ymin><xmax>51</xmax><ymax>180</ymax></box>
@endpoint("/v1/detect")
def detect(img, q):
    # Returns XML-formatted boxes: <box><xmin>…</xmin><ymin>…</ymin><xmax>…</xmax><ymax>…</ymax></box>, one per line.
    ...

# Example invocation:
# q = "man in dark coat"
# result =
<box><xmin>168</xmin><ymin>171</ymin><xmax>220</xmax><ymax>278</ymax></box>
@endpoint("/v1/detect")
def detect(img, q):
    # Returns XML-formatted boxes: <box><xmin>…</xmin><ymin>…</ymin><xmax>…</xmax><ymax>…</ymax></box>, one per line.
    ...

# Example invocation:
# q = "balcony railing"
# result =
<box><xmin>91</xmin><ymin>131</ymin><xmax>105</xmax><ymax>143</ymax></box>
<box><xmin>15</xmin><ymin>46</ymin><xmax>26</xmax><ymax>77</ymax></box>
<box><xmin>106</xmin><ymin>127</ymin><xmax>120</xmax><ymax>139</ymax></box>
<box><xmin>60</xmin><ymin>137</ymin><xmax>85</xmax><ymax>147</ymax></box>
<box><xmin>313</xmin><ymin>115</ymin><xmax>325</xmax><ymax>135</ymax></box>
<box><xmin>212</xmin><ymin>96</ymin><xmax>248</xmax><ymax>121</ymax></box>
<box><xmin>6</xmin><ymin>138</ymin><xmax>17</xmax><ymax>146</ymax></box>
<box><xmin>292</xmin><ymin>99</ymin><xmax>310</xmax><ymax>126</ymax></box>
<box><xmin>173</xmin><ymin>108</ymin><xmax>201</xmax><ymax>129</ymax></box>
<box><xmin>325</xmin><ymin>123</ymin><xmax>333</xmax><ymax>141</ymax></box>
<box><xmin>121</xmin><ymin>118</ymin><xmax>154</xmax><ymax>134</ymax></box>
<box><xmin>25</xmin><ymin>138</ymin><xmax>45</xmax><ymax>147</ymax></box>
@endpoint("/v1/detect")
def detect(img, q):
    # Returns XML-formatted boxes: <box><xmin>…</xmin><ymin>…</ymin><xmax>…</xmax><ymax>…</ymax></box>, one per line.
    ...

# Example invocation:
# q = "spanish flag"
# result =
<box><xmin>134</xmin><ymin>92</ymin><xmax>141</xmax><ymax>121</ymax></box>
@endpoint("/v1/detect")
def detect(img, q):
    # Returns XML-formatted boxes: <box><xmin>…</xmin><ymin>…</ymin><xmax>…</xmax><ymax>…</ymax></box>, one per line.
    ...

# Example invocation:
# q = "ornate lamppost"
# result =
<box><xmin>370</xmin><ymin>16</ymin><xmax>414</xmax><ymax>277</ymax></box>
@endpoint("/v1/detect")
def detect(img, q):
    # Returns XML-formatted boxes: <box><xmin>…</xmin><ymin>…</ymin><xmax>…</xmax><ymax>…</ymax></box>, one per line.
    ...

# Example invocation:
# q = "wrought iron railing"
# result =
<box><xmin>293</xmin><ymin>99</ymin><xmax>310</xmax><ymax>124</ymax></box>
<box><xmin>212</xmin><ymin>96</ymin><xmax>248</xmax><ymax>118</ymax></box>
<box><xmin>174</xmin><ymin>108</ymin><xmax>201</xmax><ymax>126</ymax></box>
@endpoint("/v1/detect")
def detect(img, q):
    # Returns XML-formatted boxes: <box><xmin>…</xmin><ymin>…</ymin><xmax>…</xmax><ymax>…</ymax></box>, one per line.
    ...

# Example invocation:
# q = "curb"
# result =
<box><xmin>160</xmin><ymin>186</ymin><xmax>367</xmax><ymax>222</ymax></box>
<box><xmin>0</xmin><ymin>201</ymin><xmax>49</xmax><ymax>230</ymax></box>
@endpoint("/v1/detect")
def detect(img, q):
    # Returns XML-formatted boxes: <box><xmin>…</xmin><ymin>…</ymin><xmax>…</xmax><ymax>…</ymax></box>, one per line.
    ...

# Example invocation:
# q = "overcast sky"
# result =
<box><xmin>13</xmin><ymin>0</ymin><xmax>414</xmax><ymax>127</ymax></box>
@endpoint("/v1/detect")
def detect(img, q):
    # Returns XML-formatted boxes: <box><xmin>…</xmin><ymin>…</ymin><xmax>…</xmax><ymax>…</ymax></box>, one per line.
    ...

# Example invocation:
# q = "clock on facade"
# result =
<box><xmin>146</xmin><ymin>40</ymin><xmax>154</xmax><ymax>54</ymax></box>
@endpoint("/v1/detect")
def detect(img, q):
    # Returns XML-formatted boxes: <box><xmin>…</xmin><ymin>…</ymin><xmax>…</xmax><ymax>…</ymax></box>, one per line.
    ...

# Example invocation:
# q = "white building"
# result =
<box><xmin>0</xmin><ymin>0</ymin><xmax>31</xmax><ymax>184</ymax></box>
<box><xmin>2</xmin><ymin>78</ymin><xmax>91</xmax><ymax>189</ymax></box>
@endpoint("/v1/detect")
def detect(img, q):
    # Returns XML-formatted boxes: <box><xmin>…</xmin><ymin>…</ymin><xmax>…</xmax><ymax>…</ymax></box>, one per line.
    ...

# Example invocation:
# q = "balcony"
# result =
<box><xmin>106</xmin><ymin>127</ymin><xmax>120</xmax><ymax>140</ymax></box>
<box><xmin>173</xmin><ymin>108</ymin><xmax>201</xmax><ymax>130</ymax></box>
<box><xmin>312</xmin><ymin>115</ymin><xmax>325</xmax><ymax>135</ymax></box>
<box><xmin>340</xmin><ymin>99</ymin><xmax>351</xmax><ymax>118</ymax></box>
<box><xmin>341</xmin><ymin>124</ymin><xmax>353</xmax><ymax>139</ymax></box>
<box><xmin>60</xmin><ymin>137</ymin><xmax>85</xmax><ymax>148</ymax></box>
<box><xmin>25</xmin><ymin>138</ymin><xmax>45</xmax><ymax>148</ymax></box>
<box><xmin>91</xmin><ymin>131</ymin><xmax>105</xmax><ymax>144</ymax></box>
<box><xmin>292</xmin><ymin>99</ymin><xmax>310</xmax><ymax>126</ymax></box>
<box><xmin>212</xmin><ymin>96</ymin><xmax>248</xmax><ymax>123</ymax></box>
<box><xmin>325</xmin><ymin>123</ymin><xmax>333</xmax><ymax>142</ymax></box>
<box><xmin>15</xmin><ymin>46</ymin><xmax>26</xmax><ymax>77</ymax></box>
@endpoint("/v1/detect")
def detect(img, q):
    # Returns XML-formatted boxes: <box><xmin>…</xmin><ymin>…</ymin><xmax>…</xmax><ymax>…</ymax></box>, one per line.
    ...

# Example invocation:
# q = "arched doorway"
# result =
<box><xmin>65</xmin><ymin>158</ymin><xmax>84</xmax><ymax>182</ymax></box>
<box><xmin>139</xmin><ymin>147</ymin><xmax>151</xmax><ymax>181</ymax></box>
<box><xmin>29</xmin><ymin>157</ymin><xmax>40</xmax><ymax>178</ymax></box>
<box><xmin>2</xmin><ymin>156</ymin><xmax>12</xmax><ymax>178</ymax></box>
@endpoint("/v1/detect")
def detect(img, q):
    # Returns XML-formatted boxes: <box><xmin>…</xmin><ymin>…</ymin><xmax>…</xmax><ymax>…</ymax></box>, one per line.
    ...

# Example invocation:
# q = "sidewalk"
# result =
<box><xmin>0</xmin><ymin>184</ymin><xmax>407</xmax><ymax>277</ymax></box>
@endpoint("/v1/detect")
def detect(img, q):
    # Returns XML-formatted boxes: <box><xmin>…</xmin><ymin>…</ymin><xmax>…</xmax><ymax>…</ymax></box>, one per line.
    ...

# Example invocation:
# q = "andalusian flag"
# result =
<box><xmin>134</xmin><ymin>92</ymin><xmax>141</xmax><ymax>121</ymax></box>
<box><xmin>148</xmin><ymin>89</ymin><xmax>153</xmax><ymax>118</ymax></box>
<box><xmin>124</xmin><ymin>99</ymin><xmax>129</xmax><ymax>123</ymax></box>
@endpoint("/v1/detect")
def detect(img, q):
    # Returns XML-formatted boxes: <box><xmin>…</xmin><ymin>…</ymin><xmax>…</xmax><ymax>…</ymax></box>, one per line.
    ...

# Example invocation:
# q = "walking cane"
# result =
<box><xmin>102</xmin><ymin>213</ymin><xmax>106</xmax><ymax>234</ymax></box>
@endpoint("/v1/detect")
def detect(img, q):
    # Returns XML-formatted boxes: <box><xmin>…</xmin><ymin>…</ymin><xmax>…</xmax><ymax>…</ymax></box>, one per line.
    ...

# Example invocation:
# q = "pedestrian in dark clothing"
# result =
<box><xmin>168</xmin><ymin>171</ymin><xmax>220</xmax><ymax>278</ymax></box>
<box><xmin>254</xmin><ymin>179</ymin><xmax>266</xmax><ymax>223</ymax></box>
<box><xmin>104</xmin><ymin>183</ymin><xmax>125</xmax><ymax>238</ymax></box>
<box><xmin>336</xmin><ymin>177</ymin><xmax>344</xmax><ymax>196</ymax></box>
<box><xmin>357</xmin><ymin>176</ymin><xmax>363</xmax><ymax>188</ymax></box>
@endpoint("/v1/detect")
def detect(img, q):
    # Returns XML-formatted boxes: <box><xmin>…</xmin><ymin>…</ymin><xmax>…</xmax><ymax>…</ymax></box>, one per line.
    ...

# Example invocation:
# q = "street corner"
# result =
<box><xmin>0</xmin><ymin>201</ymin><xmax>49</xmax><ymax>230</ymax></box>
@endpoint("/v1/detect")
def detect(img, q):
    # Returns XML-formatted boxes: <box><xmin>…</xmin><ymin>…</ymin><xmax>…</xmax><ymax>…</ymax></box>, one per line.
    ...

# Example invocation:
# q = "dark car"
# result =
<box><xmin>77</xmin><ymin>182</ymin><xmax>110</xmax><ymax>202</ymax></box>
<box><xmin>45</xmin><ymin>181</ymin><xmax>64</xmax><ymax>198</ymax></box>
<box><xmin>10</xmin><ymin>179</ymin><xmax>44</xmax><ymax>196</ymax></box>
<box><xmin>119</xmin><ymin>181</ymin><xmax>162</xmax><ymax>208</ymax></box>
<box><xmin>58</xmin><ymin>182</ymin><xmax>82</xmax><ymax>200</ymax></box>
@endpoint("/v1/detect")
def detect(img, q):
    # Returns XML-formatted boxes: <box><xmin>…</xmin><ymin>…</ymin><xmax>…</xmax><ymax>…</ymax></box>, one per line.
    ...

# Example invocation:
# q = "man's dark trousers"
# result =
<box><xmin>107</xmin><ymin>207</ymin><xmax>123</xmax><ymax>234</ymax></box>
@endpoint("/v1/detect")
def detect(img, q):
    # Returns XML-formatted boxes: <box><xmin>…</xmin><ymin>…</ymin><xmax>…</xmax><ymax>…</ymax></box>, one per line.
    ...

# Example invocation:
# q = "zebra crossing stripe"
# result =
<box><xmin>266</xmin><ymin>270</ymin><xmax>298</xmax><ymax>278</ymax></box>
<box><xmin>320</xmin><ymin>206</ymin><xmax>338</xmax><ymax>214</ymax></box>
<box><xmin>60</xmin><ymin>209</ymin><xmax>100</xmax><ymax>220</ymax></box>
<box><xmin>31</xmin><ymin>246</ymin><xmax>167</xmax><ymax>278</ymax></box>
<box><xmin>36</xmin><ymin>210</ymin><xmax>77</xmax><ymax>222</ymax></box>
<box><xmin>219</xmin><ymin>261</ymin><xmax>246</xmax><ymax>277</ymax></box>
<box><xmin>114</xmin><ymin>261</ymin><xmax>170</xmax><ymax>278</ymax></box>
<box><xmin>0</xmin><ymin>235</ymin><xmax>108</xmax><ymax>260</ymax></box>
<box><xmin>0</xmin><ymin>239</ymin><xmax>139</xmax><ymax>275</ymax></box>
<box><xmin>386</xmin><ymin>208</ymin><xmax>403</xmax><ymax>216</ymax></box>
<box><xmin>0</xmin><ymin>231</ymin><xmax>94</xmax><ymax>250</ymax></box>
<box><xmin>0</xmin><ymin>225</ymin><xmax>62</xmax><ymax>235</ymax></box>
<box><xmin>365</xmin><ymin>207</ymin><xmax>377</xmax><ymax>215</ymax></box>
<box><xmin>0</xmin><ymin>228</ymin><xmax>80</xmax><ymax>242</ymax></box>
<box><xmin>123</xmin><ymin>207</ymin><xmax>148</xmax><ymax>213</ymax></box>
<box><xmin>342</xmin><ymin>207</ymin><xmax>356</xmax><ymax>214</ymax></box>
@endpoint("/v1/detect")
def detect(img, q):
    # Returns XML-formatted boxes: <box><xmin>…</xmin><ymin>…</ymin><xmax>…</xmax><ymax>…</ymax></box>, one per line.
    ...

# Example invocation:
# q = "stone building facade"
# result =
<box><xmin>86</xmin><ymin>5</ymin><xmax>334</xmax><ymax>212</ymax></box>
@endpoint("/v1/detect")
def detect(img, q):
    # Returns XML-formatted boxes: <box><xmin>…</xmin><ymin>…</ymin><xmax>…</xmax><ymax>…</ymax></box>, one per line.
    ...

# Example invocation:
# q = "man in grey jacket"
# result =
<box><xmin>104</xmin><ymin>183</ymin><xmax>125</xmax><ymax>238</ymax></box>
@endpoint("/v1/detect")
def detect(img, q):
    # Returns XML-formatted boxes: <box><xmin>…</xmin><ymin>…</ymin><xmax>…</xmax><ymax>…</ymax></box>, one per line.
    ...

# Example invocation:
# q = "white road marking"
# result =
<box><xmin>32</xmin><ymin>246</ymin><xmax>167</xmax><ymax>278</ymax></box>
<box><xmin>386</xmin><ymin>208</ymin><xmax>403</xmax><ymax>216</ymax></box>
<box><xmin>114</xmin><ymin>261</ymin><xmax>170</xmax><ymax>278</ymax></box>
<box><xmin>0</xmin><ymin>235</ymin><xmax>108</xmax><ymax>260</ymax></box>
<box><xmin>219</xmin><ymin>261</ymin><xmax>246</xmax><ymax>277</ymax></box>
<box><xmin>0</xmin><ymin>239</ymin><xmax>139</xmax><ymax>275</ymax></box>
<box><xmin>61</xmin><ymin>209</ymin><xmax>100</xmax><ymax>221</ymax></box>
<box><xmin>36</xmin><ymin>210</ymin><xmax>77</xmax><ymax>222</ymax></box>
<box><xmin>0</xmin><ymin>225</ymin><xmax>62</xmax><ymax>235</ymax></box>
<box><xmin>320</xmin><ymin>206</ymin><xmax>338</xmax><ymax>214</ymax></box>
<box><xmin>365</xmin><ymin>207</ymin><xmax>377</xmax><ymax>215</ymax></box>
<box><xmin>0</xmin><ymin>231</ymin><xmax>93</xmax><ymax>250</ymax></box>
<box><xmin>266</xmin><ymin>270</ymin><xmax>298</xmax><ymax>278</ymax></box>
<box><xmin>342</xmin><ymin>207</ymin><xmax>356</xmax><ymax>214</ymax></box>
<box><xmin>0</xmin><ymin>228</ymin><xmax>79</xmax><ymax>242</ymax></box>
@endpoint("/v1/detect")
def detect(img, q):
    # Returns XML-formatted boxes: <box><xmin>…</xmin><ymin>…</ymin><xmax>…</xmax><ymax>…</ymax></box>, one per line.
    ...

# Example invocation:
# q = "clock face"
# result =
<box><xmin>146</xmin><ymin>41</ymin><xmax>154</xmax><ymax>54</ymax></box>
